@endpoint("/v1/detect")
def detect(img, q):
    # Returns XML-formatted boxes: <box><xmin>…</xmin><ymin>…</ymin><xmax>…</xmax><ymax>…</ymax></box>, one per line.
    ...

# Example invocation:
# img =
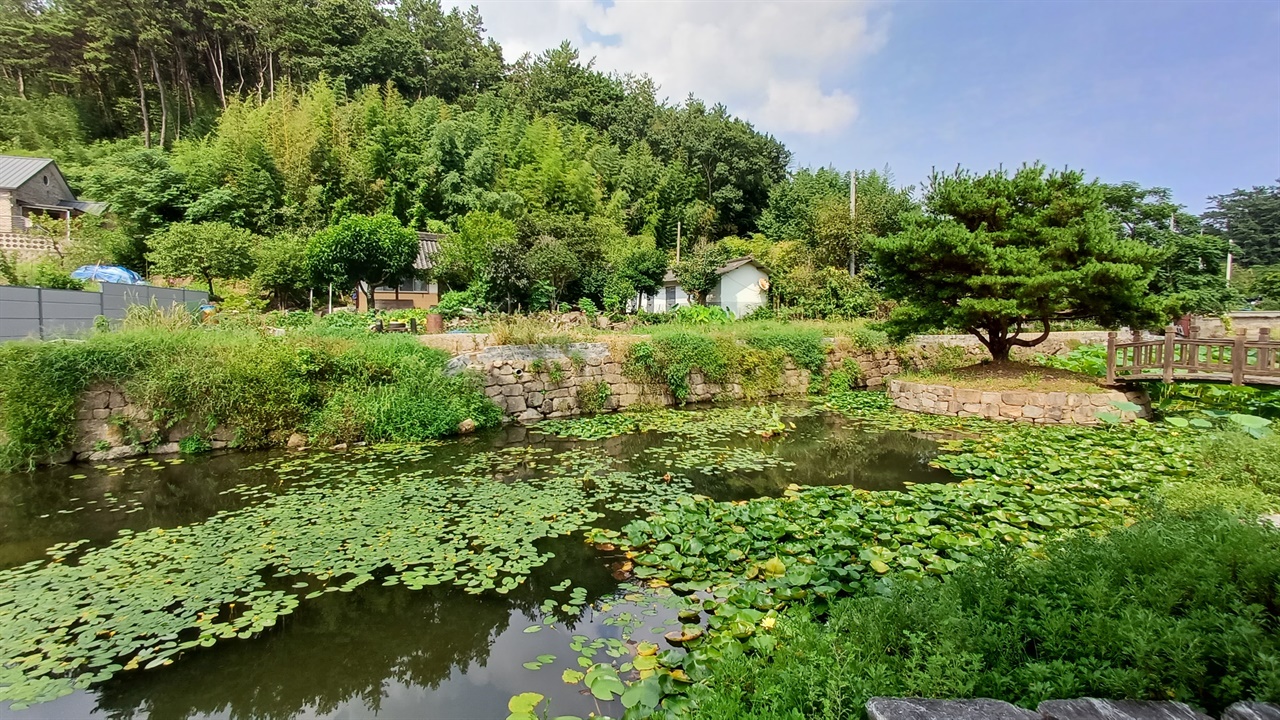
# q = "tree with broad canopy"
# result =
<box><xmin>305</xmin><ymin>215</ymin><xmax>418</xmax><ymax>310</ymax></box>
<box><xmin>871</xmin><ymin>164</ymin><xmax>1162</xmax><ymax>362</ymax></box>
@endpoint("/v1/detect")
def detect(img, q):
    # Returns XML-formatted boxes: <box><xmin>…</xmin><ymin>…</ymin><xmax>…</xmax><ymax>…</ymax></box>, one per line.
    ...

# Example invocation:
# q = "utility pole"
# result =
<box><xmin>848</xmin><ymin>171</ymin><xmax>857</xmax><ymax>275</ymax></box>
<box><xmin>1226</xmin><ymin>218</ymin><xmax>1234</xmax><ymax>284</ymax></box>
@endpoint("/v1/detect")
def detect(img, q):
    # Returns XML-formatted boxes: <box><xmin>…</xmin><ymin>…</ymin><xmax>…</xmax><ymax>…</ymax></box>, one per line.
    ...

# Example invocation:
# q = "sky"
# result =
<box><xmin>448</xmin><ymin>0</ymin><xmax>1280</xmax><ymax>212</ymax></box>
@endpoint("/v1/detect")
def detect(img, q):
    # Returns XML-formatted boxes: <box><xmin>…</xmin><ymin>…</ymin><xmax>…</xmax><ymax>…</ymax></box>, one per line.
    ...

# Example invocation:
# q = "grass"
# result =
<box><xmin>0</xmin><ymin>323</ymin><xmax>500</xmax><ymax>469</ymax></box>
<box><xmin>678</xmin><ymin>511</ymin><xmax>1280</xmax><ymax>720</ymax></box>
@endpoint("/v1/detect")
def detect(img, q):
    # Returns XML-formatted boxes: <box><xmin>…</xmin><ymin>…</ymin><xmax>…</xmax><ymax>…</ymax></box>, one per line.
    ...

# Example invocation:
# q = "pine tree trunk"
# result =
<box><xmin>15</xmin><ymin>69</ymin><xmax>24</xmax><ymax>100</ymax></box>
<box><xmin>206</xmin><ymin>37</ymin><xmax>227</xmax><ymax>109</ymax></box>
<box><xmin>131</xmin><ymin>50</ymin><xmax>151</xmax><ymax>148</ymax></box>
<box><xmin>150</xmin><ymin>50</ymin><xmax>169</xmax><ymax>148</ymax></box>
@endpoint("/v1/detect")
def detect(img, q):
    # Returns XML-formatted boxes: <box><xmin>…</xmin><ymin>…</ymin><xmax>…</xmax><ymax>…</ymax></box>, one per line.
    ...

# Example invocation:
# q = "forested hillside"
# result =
<box><xmin>0</xmin><ymin>0</ymin><xmax>1266</xmax><ymax>317</ymax></box>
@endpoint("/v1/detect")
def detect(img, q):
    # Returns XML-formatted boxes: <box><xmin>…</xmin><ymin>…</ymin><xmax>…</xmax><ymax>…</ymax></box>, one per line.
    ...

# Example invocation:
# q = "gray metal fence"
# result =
<box><xmin>0</xmin><ymin>283</ymin><xmax>209</xmax><ymax>341</ymax></box>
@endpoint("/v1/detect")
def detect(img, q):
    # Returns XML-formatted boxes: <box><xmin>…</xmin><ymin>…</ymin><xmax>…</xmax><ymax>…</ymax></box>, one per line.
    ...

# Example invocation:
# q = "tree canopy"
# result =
<box><xmin>306</xmin><ymin>214</ymin><xmax>418</xmax><ymax>308</ymax></box>
<box><xmin>147</xmin><ymin>221</ymin><xmax>257</xmax><ymax>297</ymax></box>
<box><xmin>871</xmin><ymin>164</ymin><xmax>1162</xmax><ymax>361</ymax></box>
<box><xmin>1203</xmin><ymin>181</ymin><xmax>1280</xmax><ymax>267</ymax></box>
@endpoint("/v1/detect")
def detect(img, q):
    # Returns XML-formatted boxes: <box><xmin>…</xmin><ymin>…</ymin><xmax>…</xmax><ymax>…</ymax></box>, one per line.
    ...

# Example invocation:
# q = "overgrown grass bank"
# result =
<box><xmin>622</xmin><ymin>322</ymin><xmax>889</xmax><ymax>401</ymax></box>
<box><xmin>0</xmin><ymin>327</ymin><xmax>500</xmax><ymax>469</ymax></box>
<box><xmin>682</xmin><ymin>511</ymin><xmax>1280</xmax><ymax>719</ymax></box>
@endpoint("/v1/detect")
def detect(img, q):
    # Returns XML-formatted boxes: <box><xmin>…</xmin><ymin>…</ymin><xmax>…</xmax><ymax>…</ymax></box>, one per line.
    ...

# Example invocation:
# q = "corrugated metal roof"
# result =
<box><xmin>415</xmin><ymin>232</ymin><xmax>443</xmax><ymax>271</ymax></box>
<box><xmin>0</xmin><ymin>156</ymin><xmax>55</xmax><ymax>190</ymax></box>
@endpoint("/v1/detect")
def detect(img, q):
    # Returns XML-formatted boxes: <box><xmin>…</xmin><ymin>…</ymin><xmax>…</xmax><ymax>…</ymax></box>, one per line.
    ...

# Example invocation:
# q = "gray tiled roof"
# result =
<box><xmin>0</xmin><ymin>155</ymin><xmax>55</xmax><ymax>190</ymax></box>
<box><xmin>415</xmin><ymin>232</ymin><xmax>443</xmax><ymax>271</ymax></box>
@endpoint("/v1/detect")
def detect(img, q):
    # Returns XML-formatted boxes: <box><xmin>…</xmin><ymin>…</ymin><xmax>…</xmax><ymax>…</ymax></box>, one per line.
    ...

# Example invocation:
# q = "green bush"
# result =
<box><xmin>626</xmin><ymin>330</ymin><xmax>730</xmax><ymax>402</ymax></box>
<box><xmin>671</xmin><ymin>305</ymin><xmax>736</xmax><ymax>325</ymax></box>
<box><xmin>1152</xmin><ymin>383</ymin><xmax>1280</xmax><ymax>420</ymax></box>
<box><xmin>576</xmin><ymin>381</ymin><xmax>612</xmax><ymax>414</ymax></box>
<box><xmin>682</xmin><ymin>512</ymin><xmax>1280</xmax><ymax>720</ymax></box>
<box><xmin>742</xmin><ymin>324</ymin><xmax>826</xmax><ymax>373</ymax></box>
<box><xmin>0</xmin><ymin>327</ymin><xmax>500</xmax><ymax>469</ymax></box>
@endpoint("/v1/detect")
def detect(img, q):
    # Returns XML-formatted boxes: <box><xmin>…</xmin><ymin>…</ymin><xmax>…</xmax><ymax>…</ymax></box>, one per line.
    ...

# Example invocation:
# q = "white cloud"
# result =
<box><xmin>449</xmin><ymin>0</ymin><xmax>888</xmax><ymax>135</ymax></box>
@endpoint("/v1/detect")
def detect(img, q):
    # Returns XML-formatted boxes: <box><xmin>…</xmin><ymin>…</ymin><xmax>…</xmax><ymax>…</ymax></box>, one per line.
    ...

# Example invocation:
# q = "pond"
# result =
<box><xmin>0</xmin><ymin>402</ymin><xmax>954</xmax><ymax>719</ymax></box>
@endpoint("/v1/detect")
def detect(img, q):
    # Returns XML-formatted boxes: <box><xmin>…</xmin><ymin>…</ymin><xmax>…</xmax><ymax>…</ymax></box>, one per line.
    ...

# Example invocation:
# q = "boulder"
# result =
<box><xmin>457</xmin><ymin>418</ymin><xmax>477</xmax><ymax>434</ymax></box>
<box><xmin>865</xmin><ymin>698</ymin><xmax>1037</xmax><ymax>720</ymax></box>
<box><xmin>1222</xmin><ymin>702</ymin><xmax>1280</xmax><ymax>720</ymax></box>
<box><xmin>286</xmin><ymin>433</ymin><xmax>308</xmax><ymax>450</ymax></box>
<box><xmin>1037</xmin><ymin>699</ymin><xmax>1213</xmax><ymax>720</ymax></box>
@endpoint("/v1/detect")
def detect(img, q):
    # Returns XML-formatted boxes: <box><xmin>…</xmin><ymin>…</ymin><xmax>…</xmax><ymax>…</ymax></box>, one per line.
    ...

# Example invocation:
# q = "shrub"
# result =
<box><xmin>577</xmin><ymin>298</ymin><xmax>598</xmax><ymax>316</ymax></box>
<box><xmin>825</xmin><ymin>358</ymin><xmax>864</xmax><ymax>392</ymax></box>
<box><xmin>625</xmin><ymin>330</ymin><xmax>730</xmax><ymax>402</ymax></box>
<box><xmin>576</xmin><ymin>381</ymin><xmax>611</xmax><ymax>414</ymax></box>
<box><xmin>435</xmin><ymin>282</ymin><xmax>492</xmax><ymax>319</ymax></box>
<box><xmin>742</xmin><ymin>324</ymin><xmax>826</xmax><ymax>373</ymax></box>
<box><xmin>671</xmin><ymin>305</ymin><xmax>735</xmax><ymax>325</ymax></box>
<box><xmin>684</xmin><ymin>512</ymin><xmax>1280</xmax><ymax>719</ymax></box>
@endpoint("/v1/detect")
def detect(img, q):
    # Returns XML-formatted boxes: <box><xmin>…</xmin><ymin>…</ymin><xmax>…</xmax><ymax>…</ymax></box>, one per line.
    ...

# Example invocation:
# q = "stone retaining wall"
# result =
<box><xmin>65</xmin><ymin>384</ymin><xmax>237</xmax><ymax>462</ymax></box>
<box><xmin>446</xmin><ymin>339</ymin><xmax>901</xmax><ymax>422</ymax></box>
<box><xmin>888</xmin><ymin>379</ymin><xmax>1150</xmax><ymax>425</ymax></box>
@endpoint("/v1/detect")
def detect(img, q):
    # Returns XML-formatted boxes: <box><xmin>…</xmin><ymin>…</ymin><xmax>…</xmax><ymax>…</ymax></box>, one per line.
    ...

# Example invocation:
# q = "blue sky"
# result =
<box><xmin>457</xmin><ymin>0</ymin><xmax>1279</xmax><ymax>211</ymax></box>
<box><xmin>797</xmin><ymin>1</ymin><xmax>1280</xmax><ymax>211</ymax></box>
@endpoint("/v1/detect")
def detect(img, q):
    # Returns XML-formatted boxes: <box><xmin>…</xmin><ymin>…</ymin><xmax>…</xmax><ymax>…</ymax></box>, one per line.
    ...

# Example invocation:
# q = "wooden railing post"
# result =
<box><xmin>1106</xmin><ymin>331</ymin><xmax>1117</xmax><ymax>383</ymax></box>
<box><xmin>1188</xmin><ymin>326</ymin><xmax>1199</xmax><ymax>372</ymax></box>
<box><xmin>1260</xmin><ymin>328</ymin><xmax>1272</xmax><ymax>374</ymax></box>
<box><xmin>1232</xmin><ymin>328</ymin><xmax>1247</xmax><ymax>385</ymax></box>
<box><xmin>1162</xmin><ymin>325</ymin><xmax>1175</xmax><ymax>383</ymax></box>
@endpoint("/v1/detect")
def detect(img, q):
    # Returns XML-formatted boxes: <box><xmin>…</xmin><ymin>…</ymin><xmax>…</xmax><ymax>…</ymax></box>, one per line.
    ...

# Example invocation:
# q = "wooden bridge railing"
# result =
<box><xmin>1107</xmin><ymin>326</ymin><xmax>1280</xmax><ymax>385</ymax></box>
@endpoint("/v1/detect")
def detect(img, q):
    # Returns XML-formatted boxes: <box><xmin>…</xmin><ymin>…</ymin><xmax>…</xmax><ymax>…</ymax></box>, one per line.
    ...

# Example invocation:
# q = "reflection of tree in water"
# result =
<box><xmin>92</xmin><ymin>536</ymin><xmax>619</xmax><ymax>720</ymax></box>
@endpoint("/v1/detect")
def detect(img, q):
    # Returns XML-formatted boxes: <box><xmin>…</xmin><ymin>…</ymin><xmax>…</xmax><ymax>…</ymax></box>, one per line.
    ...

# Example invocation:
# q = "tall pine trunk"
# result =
<box><xmin>130</xmin><ymin>50</ymin><xmax>151</xmax><ymax>148</ymax></box>
<box><xmin>149</xmin><ymin>50</ymin><xmax>169</xmax><ymax>148</ymax></box>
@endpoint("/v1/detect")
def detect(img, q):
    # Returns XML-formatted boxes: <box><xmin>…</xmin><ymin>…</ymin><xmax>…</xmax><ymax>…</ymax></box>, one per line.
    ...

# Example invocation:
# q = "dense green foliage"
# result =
<box><xmin>681</xmin><ymin>512</ymin><xmax>1280</xmax><ymax>719</ymax></box>
<box><xmin>1104</xmin><ymin>183</ymin><xmax>1237</xmax><ymax>316</ymax></box>
<box><xmin>872</xmin><ymin>165</ymin><xmax>1162</xmax><ymax>360</ymax></box>
<box><xmin>0</xmin><ymin>327</ymin><xmax>498</xmax><ymax>470</ymax></box>
<box><xmin>1205</xmin><ymin>181</ymin><xmax>1280</xmax><ymax>267</ymax></box>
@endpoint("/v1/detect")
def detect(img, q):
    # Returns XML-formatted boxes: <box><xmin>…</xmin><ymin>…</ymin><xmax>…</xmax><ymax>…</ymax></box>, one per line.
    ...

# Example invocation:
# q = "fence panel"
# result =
<box><xmin>1</xmin><ymin>284</ymin><xmax>208</xmax><ymax>341</ymax></box>
<box><xmin>0</xmin><ymin>286</ymin><xmax>41</xmax><ymax>340</ymax></box>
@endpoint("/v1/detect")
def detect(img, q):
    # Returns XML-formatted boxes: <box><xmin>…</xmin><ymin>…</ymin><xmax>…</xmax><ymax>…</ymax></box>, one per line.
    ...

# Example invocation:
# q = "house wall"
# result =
<box><xmin>645</xmin><ymin>284</ymin><xmax>690</xmax><ymax>313</ymax></box>
<box><xmin>13</xmin><ymin>165</ymin><xmax>75</xmax><ymax>209</ymax></box>
<box><xmin>0</xmin><ymin>190</ymin><xmax>14</xmax><ymax>232</ymax></box>
<box><xmin>356</xmin><ymin>289</ymin><xmax>440</xmax><ymax>311</ymax></box>
<box><xmin>715</xmin><ymin>264</ymin><xmax>767</xmax><ymax>317</ymax></box>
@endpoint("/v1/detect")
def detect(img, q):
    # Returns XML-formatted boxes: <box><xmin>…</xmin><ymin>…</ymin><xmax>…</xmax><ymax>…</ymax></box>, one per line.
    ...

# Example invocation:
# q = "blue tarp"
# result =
<box><xmin>70</xmin><ymin>265</ymin><xmax>145</xmax><ymax>285</ymax></box>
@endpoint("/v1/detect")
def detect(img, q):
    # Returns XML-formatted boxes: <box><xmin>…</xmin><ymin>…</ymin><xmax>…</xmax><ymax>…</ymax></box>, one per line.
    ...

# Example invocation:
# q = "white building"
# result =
<box><xmin>641</xmin><ymin>255</ymin><xmax>769</xmax><ymax>317</ymax></box>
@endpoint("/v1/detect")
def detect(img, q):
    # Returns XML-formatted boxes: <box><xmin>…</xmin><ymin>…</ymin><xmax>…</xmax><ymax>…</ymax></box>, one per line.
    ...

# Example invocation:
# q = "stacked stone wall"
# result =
<box><xmin>888</xmin><ymin>379</ymin><xmax>1150</xmax><ymax>425</ymax></box>
<box><xmin>67</xmin><ymin>383</ymin><xmax>236</xmax><ymax>462</ymax></box>
<box><xmin>450</xmin><ymin>339</ymin><xmax>901</xmax><ymax>422</ymax></box>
